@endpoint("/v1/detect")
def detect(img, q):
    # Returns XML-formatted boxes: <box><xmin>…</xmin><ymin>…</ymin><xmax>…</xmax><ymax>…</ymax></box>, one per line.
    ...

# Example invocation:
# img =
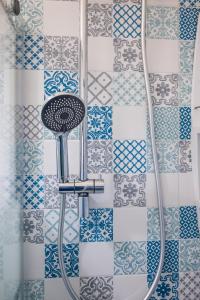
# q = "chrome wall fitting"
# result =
<box><xmin>59</xmin><ymin>179</ymin><xmax>104</xmax><ymax>194</ymax></box>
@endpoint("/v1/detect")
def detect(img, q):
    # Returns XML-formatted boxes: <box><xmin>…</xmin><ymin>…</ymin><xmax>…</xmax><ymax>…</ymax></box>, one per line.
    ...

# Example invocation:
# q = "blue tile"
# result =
<box><xmin>44</xmin><ymin>70</ymin><xmax>79</xmax><ymax>99</ymax></box>
<box><xmin>80</xmin><ymin>208</ymin><xmax>113</xmax><ymax>242</ymax></box>
<box><xmin>88</xmin><ymin>106</ymin><xmax>112</xmax><ymax>140</ymax></box>
<box><xmin>24</xmin><ymin>35</ymin><xmax>44</xmax><ymax>70</ymax></box>
<box><xmin>113</xmin><ymin>4</ymin><xmax>141</xmax><ymax>38</ymax></box>
<box><xmin>180</xmin><ymin>107</ymin><xmax>191</xmax><ymax>140</ymax></box>
<box><xmin>23</xmin><ymin>176</ymin><xmax>44</xmax><ymax>209</ymax></box>
<box><xmin>179</xmin><ymin>7</ymin><xmax>199</xmax><ymax>40</ymax></box>
<box><xmin>147</xmin><ymin>240</ymin><xmax>179</xmax><ymax>274</ymax></box>
<box><xmin>113</xmin><ymin>140</ymin><xmax>146</xmax><ymax>174</ymax></box>
<box><xmin>45</xmin><ymin>243</ymin><xmax>79</xmax><ymax>278</ymax></box>
<box><xmin>180</xmin><ymin>206</ymin><xmax>200</xmax><ymax>239</ymax></box>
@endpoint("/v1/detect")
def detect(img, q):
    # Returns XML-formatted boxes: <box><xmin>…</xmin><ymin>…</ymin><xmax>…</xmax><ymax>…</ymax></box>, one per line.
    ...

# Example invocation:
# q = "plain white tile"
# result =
<box><xmin>44</xmin><ymin>1</ymin><xmax>79</xmax><ymax>36</ymax></box>
<box><xmin>146</xmin><ymin>39</ymin><xmax>180</xmax><ymax>73</ymax></box>
<box><xmin>147</xmin><ymin>0</ymin><xmax>178</xmax><ymax>6</ymax></box>
<box><xmin>4</xmin><ymin>244</ymin><xmax>21</xmax><ymax>280</ymax></box>
<box><xmin>114</xmin><ymin>275</ymin><xmax>148</xmax><ymax>300</ymax></box>
<box><xmin>23</xmin><ymin>244</ymin><xmax>44</xmax><ymax>279</ymax></box>
<box><xmin>114</xmin><ymin>207</ymin><xmax>147</xmax><ymax>242</ymax></box>
<box><xmin>113</xmin><ymin>105</ymin><xmax>146</xmax><ymax>140</ymax></box>
<box><xmin>178</xmin><ymin>173</ymin><xmax>196</xmax><ymax>206</ymax></box>
<box><xmin>45</xmin><ymin>278</ymin><xmax>80</xmax><ymax>300</ymax></box>
<box><xmin>88</xmin><ymin>37</ymin><xmax>114</xmax><ymax>72</ymax></box>
<box><xmin>79</xmin><ymin>242</ymin><xmax>114</xmax><ymax>276</ymax></box>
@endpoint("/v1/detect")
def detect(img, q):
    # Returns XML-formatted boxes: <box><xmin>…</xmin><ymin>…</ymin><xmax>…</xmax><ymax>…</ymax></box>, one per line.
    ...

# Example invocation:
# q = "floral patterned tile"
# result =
<box><xmin>80</xmin><ymin>276</ymin><xmax>113</xmax><ymax>300</ymax></box>
<box><xmin>179</xmin><ymin>7</ymin><xmax>199</xmax><ymax>40</ymax></box>
<box><xmin>88</xmin><ymin>106</ymin><xmax>112</xmax><ymax>140</ymax></box>
<box><xmin>114</xmin><ymin>173</ymin><xmax>146</xmax><ymax>207</ymax></box>
<box><xmin>149</xmin><ymin>73</ymin><xmax>179</xmax><ymax>106</ymax></box>
<box><xmin>23</xmin><ymin>105</ymin><xmax>43</xmax><ymax>140</ymax></box>
<box><xmin>179</xmin><ymin>141</ymin><xmax>192</xmax><ymax>172</ymax></box>
<box><xmin>180</xmin><ymin>107</ymin><xmax>191</xmax><ymax>140</ymax></box>
<box><xmin>114</xmin><ymin>241</ymin><xmax>147</xmax><ymax>275</ymax></box>
<box><xmin>88</xmin><ymin>140</ymin><xmax>113</xmax><ymax>174</ymax></box>
<box><xmin>179</xmin><ymin>272</ymin><xmax>200</xmax><ymax>300</ymax></box>
<box><xmin>180</xmin><ymin>239</ymin><xmax>200</xmax><ymax>272</ymax></box>
<box><xmin>113</xmin><ymin>38</ymin><xmax>143</xmax><ymax>72</ymax></box>
<box><xmin>24</xmin><ymin>280</ymin><xmax>44</xmax><ymax>300</ymax></box>
<box><xmin>23</xmin><ymin>210</ymin><xmax>44</xmax><ymax>244</ymax></box>
<box><xmin>88</xmin><ymin>3</ymin><xmax>112</xmax><ymax>37</ymax></box>
<box><xmin>45</xmin><ymin>243</ymin><xmax>79</xmax><ymax>278</ymax></box>
<box><xmin>88</xmin><ymin>72</ymin><xmax>113</xmax><ymax>105</ymax></box>
<box><xmin>179</xmin><ymin>73</ymin><xmax>192</xmax><ymax>106</ymax></box>
<box><xmin>23</xmin><ymin>175</ymin><xmax>44</xmax><ymax>209</ymax></box>
<box><xmin>113</xmin><ymin>71</ymin><xmax>146</xmax><ymax>105</ymax></box>
<box><xmin>179</xmin><ymin>206</ymin><xmax>200</xmax><ymax>239</ymax></box>
<box><xmin>180</xmin><ymin>40</ymin><xmax>195</xmax><ymax>74</ymax></box>
<box><xmin>23</xmin><ymin>140</ymin><xmax>44</xmax><ymax>175</ymax></box>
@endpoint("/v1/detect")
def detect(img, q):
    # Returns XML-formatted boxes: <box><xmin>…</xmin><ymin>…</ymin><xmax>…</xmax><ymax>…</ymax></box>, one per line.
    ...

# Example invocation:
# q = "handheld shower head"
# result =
<box><xmin>41</xmin><ymin>93</ymin><xmax>85</xmax><ymax>134</ymax></box>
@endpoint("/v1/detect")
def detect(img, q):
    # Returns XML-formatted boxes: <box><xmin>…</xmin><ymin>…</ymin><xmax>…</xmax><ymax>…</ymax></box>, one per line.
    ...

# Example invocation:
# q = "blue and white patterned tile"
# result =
<box><xmin>147</xmin><ymin>7</ymin><xmax>179</xmax><ymax>40</ymax></box>
<box><xmin>147</xmin><ymin>240</ymin><xmax>179</xmax><ymax>274</ymax></box>
<box><xmin>44</xmin><ymin>209</ymin><xmax>79</xmax><ymax>244</ymax></box>
<box><xmin>180</xmin><ymin>239</ymin><xmax>200</xmax><ymax>272</ymax></box>
<box><xmin>45</xmin><ymin>243</ymin><xmax>79</xmax><ymax>278</ymax></box>
<box><xmin>179</xmin><ymin>206</ymin><xmax>200</xmax><ymax>239</ymax></box>
<box><xmin>88</xmin><ymin>72</ymin><xmax>113</xmax><ymax>105</ymax></box>
<box><xmin>179</xmin><ymin>73</ymin><xmax>192</xmax><ymax>106</ymax></box>
<box><xmin>147</xmin><ymin>273</ymin><xmax>179</xmax><ymax>300</ymax></box>
<box><xmin>88</xmin><ymin>3</ymin><xmax>112</xmax><ymax>37</ymax></box>
<box><xmin>44</xmin><ymin>70</ymin><xmax>79</xmax><ymax>99</ymax></box>
<box><xmin>180</xmin><ymin>40</ymin><xmax>195</xmax><ymax>74</ymax></box>
<box><xmin>80</xmin><ymin>276</ymin><xmax>113</xmax><ymax>300</ymax></box>
<box><xmin>180</xmin><ymin>0</ymin><xmax>200</xmax><ymax>8</ymax></box>
<box><xmin>147</xmin><ymin>140</ymin><xmax>179</xmax><ymax>173</ymax></box>
<box><xmin>147</xmin><ymin>208</ymin><xmax>180</xmax><ymax>240</ymax></box>
<box><xmin>114</xmin><ymin>173</ymin><xmax>146</xmax><ymax>207</ymax></box>
<box><xmin>113</xmin><ymin>71</ymin><xmax>146</xmax><ymax>105</ymax></box>
<box><xmin>114</xmin><ymin>38</ymin><xmax>143</xmax><ymax>72</ymax></box>
<box><xmin>179</xmin><ymin>271</ymin><xmax>200</xmax><ymax>299</ymax></box>
<box><xmin>44</xmin><ymin>36</ymin><xmax>79</xmax><ymax>71</ymax></box>
<box><xmin>23</xmin><ymin>140</ymin><xmax>44</xmax><ymax>175</ymax></box>
<box><xmin>80</xmin><ymin>208</ymin><xmax>113</xmax><ymax>242</ymax></box>
<box><xmin>179</xmin><ymin>7</ymin><xmax>199</xmax><ymax>40</ymax></box>
<box><xmin>149</xmin><ymin>73</ymin><xmax>179</xmax><ymax>106</ymax></box>
<box><xmin>23</xmin><ymin>176</ymin><xmax>44</xmax><ymax>209</ymax></box>
<box><xmin>113</xmin><ymin>3</ymin><xmax>141</xmax><ymax>38</ymax></box>
<box><xmin>24</xmin><ymin>280</ymin><xmax>44</xmax><ymax>300</ymax></box>
<box><xmin>88</xmin><ymin>140</ymin><xmax>113</xmax><ymax>174</ymax></box>
<box><xmin>179</xmin><ymin>140</ymin><xmax>192</xmax><ymax>172</ymax></box>
<box><xmin>180</xmin><ymin>107</ymin><xmax>191</xmax><ymax>140</ymax></box>
<box><xmin>87</xmin><ymin>106</ymin><xmax>112</xmax><ymax>140</ymax></box>
<box><xmin>16</xmin><ymin>35</ymin><xmax>24</xmax><ymax>69</ymax></box>
<box><xmin>23</xmin><ymin>105</ymin><xmax>43</xmax><ymax>140</ymax></box>
<box><xmin>23</xmin><ymin>210</ymin><xmax>44</xmax><ymax>244</ymax></box>
<box><xmin>114</xmin><ymin>241</ymin><xmax>147</xmax><ymax>275</ymax></box>
<box><xmin>113</xmin><ymin>140</ymin><xmax>146</xmax><ymax>174</ymax></box>
<box><xmin>23</xmin><ymin>35</ymin><xmax>44</xmax><ymax>70</ymax></box>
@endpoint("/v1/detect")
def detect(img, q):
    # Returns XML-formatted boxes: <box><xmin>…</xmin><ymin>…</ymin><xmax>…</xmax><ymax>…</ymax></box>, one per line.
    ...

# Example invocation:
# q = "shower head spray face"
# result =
<box><xmin>41</xmin><ymin>93</ymin><xmax>85</xmax><ymax>134</ymax></box>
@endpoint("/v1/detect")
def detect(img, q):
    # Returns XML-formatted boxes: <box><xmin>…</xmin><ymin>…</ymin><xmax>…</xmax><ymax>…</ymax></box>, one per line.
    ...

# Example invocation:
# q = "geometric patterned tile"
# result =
<box><xmin>2</xmin><ymin>34</ymin><xmax>16</xmax><ymax>69</ymax></box>
<box><xmin>179</xmin><ymin>272</ymin><xmax>200</xmax><ymax>300</ymax></box>
<box><xmin>149</xmin><ymin>73</ymin><xmax>179</xmax><ymax>106</ymax></box>
<box><xmin>147</xmin><ymin>240</ymin><xmax>179</xmax><ymax>274</ymax></box>
<box><xmin>88</xmin><ymin>140</ymin><xmax>113</xmax><ymax>174</ymax></box>
<box><xmin>23</xmin><ymin>35</ymin><xmax>44</xmax><ymax>70</ymax></box>
<box><xmin>23</xmin><ymin>175</ymin><xmax>44</xmax><ymax>209</ymax></box>
<box><xmin>16</xmin><ymin>34</ymin><xmax>24</xmax><ymax>69</ymax></box>
<box><xmin>88</xmin><ymin>3</ymin><xmax>112</xmax><ymax>37</ymax></box>
<box><xmin>44</xmin><ymin>209</ymin><xmax>79</xmax><ymax>244</ymax></box>
<box><xmin>180</xmin><ymin>7</ymin><xmax>199</xmax><ymax>40</ymax></box>
<box><xmin>88</xmin><ymin>72</ymin><xmax>113</xmax><ymax>105</ymax></box>
<box><xmin>80</xmin><ymin>276</ymin><xmax>113</xmax><ymax>300</ymax></box>
<box><xmin>113</xmin><ymin>71</ymin><xmax>146</xmax><ymax>105</ymax></box>
<box><xmin>179</xmin><ymin>206</ymin><xmax>200</xmax><ymax>239</ymax></box>
<box><xmin>114</xmin><ymin>241</ymin><xmax>147</xmax><ymax>275</ymax></box>
<box><xmin>147</xmin><ymin>7</ymin><xmax>179</xmax><ymax>40</ymax></box>
<box><xmin>113</xmin><ymin>4</ymin><xmax>141</xmax><ymax>38</ymax></box>
<box><xmin>180</xmin><ymin>239</ymin><xmax>200</xmax><ymax>272</ymax></box>
<box><xmin>44</xmin><ymin>36</ymin><xmax>79</xmax><ymax>71</ymax></box>
<box><xmin>180</xmin><ymin>107</ymin><xmax>191</xmax><ymax>140</ymax></box>
<box><xmin>113</xmin><ymin>173</ymin><xmax>146</xmax><ymax>207</ymax></box>
<box><xmin>24</xmin><ymin>280</ymin><xmax>44</xmax><ymax>300</ymax></box>
<box><xmin>80</xmin><ymin>208</ymin><xmax>113</xmax><ymax>242</ymax></box>
<box><xmin>45</xmin><ymin>243</ymin><xmax>79</xmax><ymax>278</ymax></box>
<box><xmin>23</xmin><ymin>105</ymin><xmax>43</xmax><ymax>140</ymax></box>
<box><xmin>147</xmin><ymin>208</ymin><xmax>180</xmax><ymax>240</ymax></box>
<box><xmin>179</xmin><ymin>73</ymin><xmax>192</xmax><ymax>106</ymax></box>
<box><xmin>180</xmin><ymin>40</ymin><xmax>195</xmax><ymax>74</ymax></box>
<box><xmin>44</xmin><ymin>70</ymin><xmax>79</xmax><ymax>99</ymax></box>
<box><xmin>23</xmin><ymin>140</ymin><xmax>44</xmax><ymax>175</ymax></box>
<box><xmin>147</xmin><ymin>273</ymin><xmax>179</xmax><ymax>300</ymax></box>
<box><xmin>114</xmin><ymin>38</ymin><xmax>143</xmax><ymax>72</ymax></box>
<box><xmin>113</xmin><ymin>140</ymin><xmax>146</xmax><ymax>174</ymax></box>
<box><xmin>87</xmin><ymin>106</ymin><xmax>112</xmax><ymax>140</ymax></box>
<box><xmin>23</xmin><ymin>210</ymin><xmax>44</xmax><ymax>244</ymax></box>
<box><xmin>179</xmin><ymin>140</ymin><xmax>192</xmax><ymax>172</ymax></box>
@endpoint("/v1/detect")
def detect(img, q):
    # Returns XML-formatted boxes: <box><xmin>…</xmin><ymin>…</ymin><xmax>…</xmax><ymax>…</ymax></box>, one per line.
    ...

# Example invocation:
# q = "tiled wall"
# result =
<box><xmin>20</xmin><ymin>0</ymin><xmax>200</xmax><ymax>299</ymax></box>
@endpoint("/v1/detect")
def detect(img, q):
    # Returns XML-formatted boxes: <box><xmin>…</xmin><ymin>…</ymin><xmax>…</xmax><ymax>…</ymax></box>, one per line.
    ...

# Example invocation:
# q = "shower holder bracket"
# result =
<box><xmin>58</xmin><ymin>179</ymin><xmax>104</xmax><ymax>195</ymax></box>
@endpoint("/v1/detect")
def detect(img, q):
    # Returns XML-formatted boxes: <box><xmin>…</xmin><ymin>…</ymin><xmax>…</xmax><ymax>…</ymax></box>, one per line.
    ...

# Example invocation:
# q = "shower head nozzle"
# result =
<box><xmin>41</xmin><ymin>93</ymin><xmax>85</xmax><ymax>134</ymax></box>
